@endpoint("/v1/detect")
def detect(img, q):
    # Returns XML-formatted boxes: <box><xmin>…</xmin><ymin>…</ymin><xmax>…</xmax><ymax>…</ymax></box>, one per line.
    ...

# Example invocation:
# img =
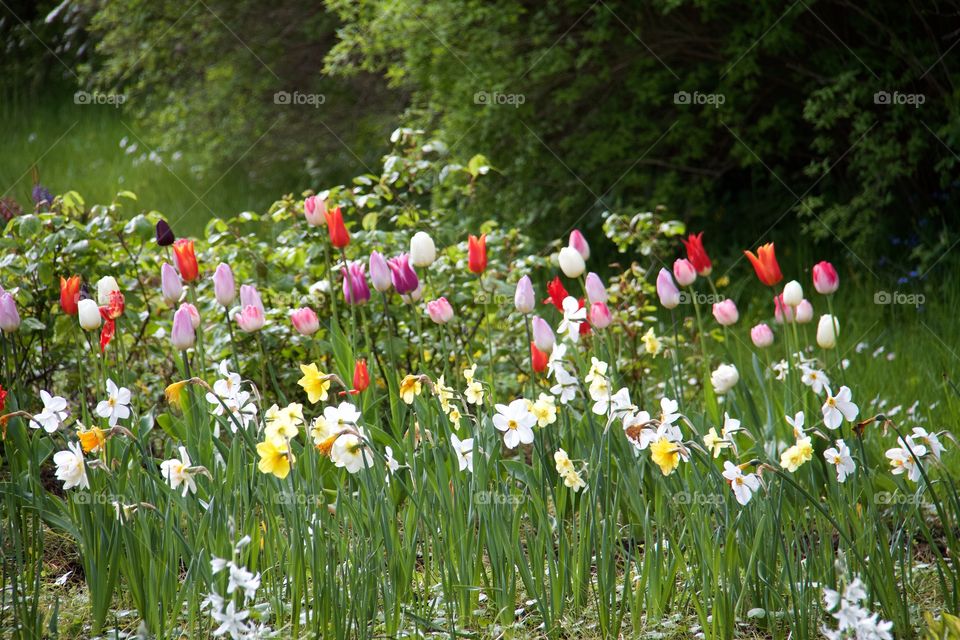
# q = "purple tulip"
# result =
<box><xmin>213</xmin><ymin>263</ymin><xmax>236</xmax><ymax>307</ymax></box>
<box><xmin>0</xmin><ymin>293</ymin><xmax>20</xmax><ymax>333</ymax></box>
<box><xmin>585</xmin><ymin>272</ymin><xmax>607</xmax><ymax>305</ymax></box>
<box><xmin>531</xmin><ymin>315</ymin><xmax>555</xmax><ymax>353</ymax></box>
<box><xmin>656</xmin><ymin>268</ymin><xmax>680</xmax><ymax>309</ymax></box>
<box><xmin>387</xmin><ymin>254</ymin><xmax>419</xmax><ymax>295</ymax></box>
<box><xmin>160</xmin><ymin>262</ymin><xmax>183</xmax><ymax>305</ymax></box>
<box><xmin>171</xmin><ymin>305</ymin><xmax>196</xmax><ymax>350</ymax></box>
<box><xmin>369</xmin><ymin>251</ymin><xmax>392</xmax><ymax>293</ymax></box>
<box><xmin>342</xmin><ymin>261</ymin><xmax>371</xmax><ymax>305</ymax></box>
<box><xmin>514</xmin><ymin>275</ymin><xmax>535</xmax><ymax>314</ymax></box>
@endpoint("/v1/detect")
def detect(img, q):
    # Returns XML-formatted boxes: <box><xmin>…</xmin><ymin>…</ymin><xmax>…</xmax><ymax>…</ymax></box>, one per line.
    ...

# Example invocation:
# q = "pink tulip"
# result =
<box><xmin>589</xmin><ymin>301</ymin><xmax>612</xmax><ymax>329</ymax></box>
<box><xmin>0</xmin><ymin>293</ymin><xmax>20</xmax><ymax>333</ymax></box>
<box><xmin>712</xmin><ymin>299</ymin><xmax>739</xmax><ymax>326</ymax></box>
<box><xmin>569</xmin><ymin>229</ymin><xmax>590</xmax><ymax>260</ymax></box>
<box><xmin>773</xmin><ymin>294</ymin><xmax>795</xmax><ymax>324</ymax></box>
<box><xmin>160</xmin><ymin>262</ymin><xmax>182</xmax><ymax>305</ymax></box>
<box><xmin>812</xmin><ymin>261</ymin><xmax>839</xmax><ymax>295</ymax></box>
<box><xmin>179</xmin><ymin>302</ymin><xmax>201</xmax><ymax>328</ymax></box>
<box><xmin>514</xmin><ymin>275</ymin><xmax>535</xmax><ymax>314</ymax></box>
<box><xmin>240</xmin><ymin>284</ymin><xmax>264</xmax><ymax>314</ymax></box>
<box><xmin>236</xmin><ymin>284</ymin><xmax>265</xmax><ymax>332</ymax></box>
<box><xmin>751</xmin><ymin>323</ymin><xmax>774</xmax><ymax>348</ymax></box>
<box><xmin>673</xmin><ymin>258</ymin><xmax>697</xmax><ymax>287</ymax></box>
<box><xmin>290</xmin><ymin>307</ymin><xmax>320</xmax><ymax>336</ymax></box>
<box><xmin>213</xmin><ymin>263</ymin><xmax>236</xmax><ymax>306</ymax></box>
<box><xmin>304</xmin><ymin>195</ymin><xmax>327</xmax><ymax>226</ymax></box>
<box><xmin>369</xmin><ymin>251</ymin><xmax>392</xmax><ymax>293</ymax></box>
<box><xmin>585</xmin><ymin>272</ymin><xmax>607</xmax><ymax>304</ymax></box>
<box><xmin>171</xmin><ymin>305</ymin><xmax>196</xmax><ymax>350</ymax></box>
<box><xmin>532</xmin><ymin>315</ymin><xmax>555</xmax><ymax>353</ymax></box>
<box><xmin>426</xmin><ymin>297</ymin><xmax>454</xmax><ymax>324</ymax></box>
<box><xmin>795</xmin><ymin>299</ymin><xmax>814</xmax><ymax>324</ymax></box>
<box><xmin>656</xmin><ymin>268</ymin><xmax>681</xmax><ymax>309</ymax></box>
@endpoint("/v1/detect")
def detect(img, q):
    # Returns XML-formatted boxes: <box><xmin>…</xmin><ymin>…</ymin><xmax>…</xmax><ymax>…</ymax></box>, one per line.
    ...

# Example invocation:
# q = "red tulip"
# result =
<box><xmin>99</xmin><ymin>290</ymin><xmax>125</xmax><ymax>321</ymax></box>
<box><xmin>60</xmin><ymin>275</ymin><xmax>81</xmax><ymax>315</ymax></box>
<box><xmin>325</xmin><ymin>206</ymin><xmax>350</xmax><ymax>248</ymax></box>
<box><xmin>353</xmin><ymin>359</ymin><xmax>370</xmax><ymax>392</ymax></box>
<box><xmin>542</xmin><ymin>276</ymin><xmax>568</xmax><ymax>311</ymax></box>
<box><xmin>172</xmin><ymin>239</ymin><xmax>199</xmax><ymax>282</ymax></box>
<box><xmin>812</xmin><ymin>261</ymin><xmax>839</xmax><ymax>295</ymax></box>
<box><xmin>468</xmin><ymin>234</ymin><xmax>487</xmax><ymax>274</ymax></box>
<box><xmin>744</xmin><ymin>243</ymin><xmax>783</xmax><ymax>287</ymax></box>
<box><xmin>530</xmin><ymin>342</ymin><xmax>548</xmax><ymax>373</ymax></box>
<box><xmin>682</xmin><ymin>232</ymin><xmax>712</xmax><ymax>276</ymax></box>
<box><xmin>0</xmin><ymin>384</ymin><xmax>6</xmax><ymax>412</ymax></box>
<box><xmin>99</xmin><ymin>319</ymin><xmax>115</xmax><ymax>353</ymax></box>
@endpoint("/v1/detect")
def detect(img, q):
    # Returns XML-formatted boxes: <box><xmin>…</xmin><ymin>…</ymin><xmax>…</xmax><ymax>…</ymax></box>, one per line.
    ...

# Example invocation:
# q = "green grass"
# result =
<box><xmin>0</xmin><ymin>93</ymin><xmax>295</xmax><ymax>236</ymax></box>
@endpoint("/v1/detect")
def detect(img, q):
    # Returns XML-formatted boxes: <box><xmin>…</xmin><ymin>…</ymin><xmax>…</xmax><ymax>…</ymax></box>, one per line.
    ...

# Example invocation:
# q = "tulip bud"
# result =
<box><xmin>236</xmin><ymin>305</ymin><xmax>265</xmax><ymax>332</ymax></box>
<box><xmin>795</xmin><ymin>299</ymin><xmax>814</xmax><ymax>324</ymax></box>
<box><xmin>774</xmin><ymin>294</ymin><xmax>795</xmax><ymax>324</ymax></box>
<box><xmin>290</xmin><ymin>307</ymin><xmax>320</xmax><ymax>336</ymax></box>
<box><xmin>410</xmin><ymin>231</ymin><xmax>437</xmax><ymax>267</ymax></box>
<box><xmin>585</xmin><ymin>272</ymin><xmax>607</xmax><ymax>304</ymax></box>
<box><xmin>369</xmin><ymin>251</ymin><xmax>392</xmax><ymax>293</ymax></box>
<box><xmin>568</xmin><ymin>229</ymin><xmax>590</xmax><ymax>260</ymax></box>
<box><xmin>589</xmin><ymin>301</ymin><xmax>612</xmax><ymax>329</ymax></box>
<box><xmin>304</xmin><ymin>195</ymin><xmax>327</xmax><ymax>226</ymax></box>
<box><xmin>712</xmin><ymin>299</ymin><xmax>739</xmax><ymax>326</ymax></box>
<box><xmin>817</xmin><ymin>314</ymin><xmax>839</xmax><ymax>349</ymax></box>
<box><xmin>711</xmin><ymin>364</ymin><xmax>739</xmax><ymax>394</ymax></box>
<box><xmin>155</xmin><ymin>219</ymin><xmax>175</xmax><ymax>246</ymax></box>
<box><xmin>96</xmin><ymin>276</ymin><xmax>120</xmax><ymax>306</ymax></box>
<box><xmin>468</xmin><ymin>234</ymin><xmax>487</xmax><ymax>274</ymax></box>
<box><xmin>514</xmin><ymin>275</ymin><xmax>535</xmax><ymax>314</ymax></box>
<box><xmin>532</xmin><ymin>315</ymin><xmax>555</xmax><ymax>353</ymax></box>
<box><xmin>530</xmin><ymin>342</ymin><xmax>548</xmax><ymax>373</ymax></box>
<box><xmin>426</xmin><ymin>297</ymin><xmax>454</xmax><ymax>324</ymax></box>
<box><xmin>656</xmin><ymin>268</ymin><xmax>680</xmax><ymax>309</ymax></box>
<box><xmin>558</xmin><ymin>247</ymin><xmax>585</xmax><ymax>278</ymax></box>
<box><xmin>0</xmin><ymin>293</ymin><xmax>20</xmax><ymax>333</ymax></box>
<box><xmin>353</xmin><ymin>359</ymin><xmax>370</xmax><ymax>392</ymax></box>
<box><xmin>179</xmin><ymin>302</ymin><xmax>201</xmax><ymax>328</ymax></box>
<box><xmin>387</xmin><ymin>254</ymin><xmax>419</xmax><ymax>295</ymax></box>
<box><xmin>172</xmin><ymin>239</ymin><xmax>199</xmax><ymax>282</ymax></box>
<box><xmin>673</xmin><ymin>258</ymin><xmax>697</xmax><ymax>287</ymax></box>
<box><xmin>342</xmin><ymin>262</ymin><xmax>371</xmax><ymax>305</ymax></box>
<box><xmin>812</xmin><ymin>261</ymin><xmax>839</xmax><ymax>295</ymax></box>
<box><xmin>213</xmin><ymin>263</ymin><xmax>236</xmax><ymax>307</ymax></box>
<box><xmin>78</xmin><ymin>299</ymin><xmax>102</xmax><ymax>331</ymax></box>
<box><xmin>751</xmin><ymin>323</ymin><xmax>774</xmax><ymax>348</ymax></box>
<box><xmin>171</xmin><ymin>305</ymin><xmax>196</xmax><ymax>350</ymax></box>
<box><xmin>325</xmin><ymin>206</ymin><xmax>350</xmax><ymax>248</ymax></box>
<box><xmin>161</xmin><ymin>262</ymin><xmax>183</xmax><ymax>305</ymax></box>
<box><xmin>782</xmin><ymin>280</ymin><xmax>803</xmax><ymax>307</ymax></box>
<box><xmin>59</xmin><ymin>275</ymin><xmax>81</xmax><ymax>315</ymax></box>
<box><xmin>239</xmin><ymin>284</ymin><xmax>265</xmax><ymax>314</ymax></box>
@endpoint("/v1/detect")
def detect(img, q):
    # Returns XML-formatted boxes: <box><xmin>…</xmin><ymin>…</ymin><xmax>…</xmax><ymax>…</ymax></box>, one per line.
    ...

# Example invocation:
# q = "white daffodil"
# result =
<box><xmin>703</xmin><ymin>427</ymin><xmax>731</xmax><ymax>458</ymax></box>
<box><xmin>824</xmin><ymin>439</ymin><xmax>855</xmax><ymax>483</ymax></box>
<box><xmin>384</xmin><ymin>446</ymin><xmax>400</xmax><ymax>481</ymax></box>
<box><xmin>546</xmin><ymin>342</ymin><xmax>568</xmax><ymax>377</ymax></box>
<box><xmin>659</xmin><ymin>397</ymin><xmax>680</xmax><ymax>426</ymax></box>
<box><xmin>822</xmin><ymin>386</ymin><xmax>859</xmax><ymax>429</ymax></box>
<box><xmin>711</xmin><ymin>363</ymin><xmax>739</xmax><ymax>394</ymax></box>
<box><xmin>33</xmin><ymin>390</ymin><xmax>69</xmax><ymax>433</ymax></box>
<box><xmin>886</xmin><ymin>437</ymin><xmax>927</xmax><ymax>482</ymax></box>
<box><xmin>722</xmin><ymin>412</ymin><xmax>741</xmax><ymax>436</ymax></box>
<box><xmin>584</xmin><ymin>357</ymin><xmax>608</xmax><ymax>385</ymax></box>
<box><xmin>53</xmin><ymin>441</ymin><xmax>88</xmax><ymax>490</ymax></box>
<box><xmin>550</xmin><ymin>366</ymin><xmax>579</xmax><ymax>404</ymax></box>
<box><xmin>264</xmin><ymin>403</ymin><xmax>304</xmax><ymax>440</ymax></box>
<box><xmin>450</xmin><ymin>434</ymin><xmax>475</xmax><ymax>472</ymax></box>
<box><xmin>772</xmin><ymin>360</ymin><xmax>789</xmax><ymax>381</ymax></box>
<box><xmin>331</xmin><ymin>429</ymin><xmax>374</xmax><ymax>473</ymax></box>
<box><xmin>160</xmin><ymin>446</ymin><xmax>199</xmax><ymax>496</ymax></box>
<box><xmin>589</xmin><ymin>375</ymin><xmax>612</xmax><ymax>415</ymax></box>
<box><xmin>530</xmin><ymin>393</ymin><xmax>558</xmax><ymax>427</ymax></box>
<box><xmin>95</xmin><ymin>379</ymin><xmax>132</xmax><ymax>427</ymax></box>
<box><xmin>785</xmin><ymin>411</ymin><xmax>805</xmax><ymax>439</ymax></box>
<box><xmin>557</xmin><ymin>296</ymin><xmax>586</xmax><ymax>342</ymax></box>
<box><xmin>911</xmin><ymin>427</ymin><xmax>945</xmax><ymax>460</ymax></box>
<box><xmin>722</xmin><ymin>461</ymin><xmax>761</xmax><ymax>505</ymax></box>
<box><xmin>800</xmin><ymin>366</ymin><xmax>830</xmax><ymax>394</ymax></box>
<box><xmin>465</xmin><ymin>379</ymin><xmax>485</xmax><ymax>406</ymax></box>
<box><xmin>493</xmin><ymin>398</ymin><xmax>537</xmax><ymax>449</ymax></box>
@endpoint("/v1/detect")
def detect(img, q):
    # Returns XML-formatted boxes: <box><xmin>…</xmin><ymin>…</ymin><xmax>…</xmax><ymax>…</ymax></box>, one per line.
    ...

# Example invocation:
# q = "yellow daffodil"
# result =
<box><xmin>563</xmin><ymin>469</ymin><xmax>586</xmax><ymax>492</ymax></box>
<box><xmin>703</xmin><ymin>427</ymin><xmax>730</xmax><ymax>458</ymax></box>
<box><xmin>642</xmin><ymin>328</ymin><xmax>661</xmax><ymax>356</ymax></box>
<box><xmin>780</xmin><ymin>437</ymin><xmax>814</xmax><ymax>472</ymax></box>
<box><xmin>531</xmin><ymin>393</ymin><xmax>558</xmax><ymax>427</ymax></box>
<box><xmin>650</xmin><ymin>437</ymin><xmax>682</xmax><ymax>476</ymax></box>
<box><xmin>257</xmin><ymin>438</ymin><xmax>294</xmax><ymax>479</ymax></box>
<box><xmin>399</xmin><ymin>375</ymin><xmax>422</xmax><ymax>404</ymax></box>
<box><xmin>463</xmin><ymin>363</ymin><xmax>477</xmax><ymax>383</ymax></box>
<box><xmin>434</xmin><ymin>375</ymin><xmax>454</xmax><ymax>413</ymax></box>
<box><xmin>298</xmin><ymin>363</ymin><xmax>331</xmax><ymax>404</ymax></box>
<box><xmin>78</xmin><ymin>425</ymin><xmax>106</xmax><ymax>453</ymax></box>
<box><xmin>554</xmin><ymin>449</ymin><xmax>575</xmax><ymax>475</ymax></box>
<box><xmin>447</xmin><ymin>407</ymin><xmax>462</xmax><ymax>430</ymax></box>
<box><xmin>164</xmin><ymin>380</ymin><xmax>189</xmax><ymax>409</ymax></box>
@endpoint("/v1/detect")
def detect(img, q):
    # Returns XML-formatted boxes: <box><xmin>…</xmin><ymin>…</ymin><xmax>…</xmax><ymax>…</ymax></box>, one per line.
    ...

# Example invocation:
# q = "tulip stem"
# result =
<box><xmin>223</xmin><ymin>308</ymin><xmax>241</xmax><ymax>373</ymax></box>
<box><xmin>480</xmin><ymin>275</ymin><xmax>495</xmax><ymax>398</ymax></box>
<box><xmin>323</xmin><ymin>242</ymin><xmax>338</xmax><ymax>322</ymax></box>
<box><xmin>524</xmin><ymin>315</ymin><xmax>535</xmax><ymax>397</ymax></box>
<box><xmin>340</xmin><ymin>248</ymin><xmax>359</xmax><ymax>352</ymax></box>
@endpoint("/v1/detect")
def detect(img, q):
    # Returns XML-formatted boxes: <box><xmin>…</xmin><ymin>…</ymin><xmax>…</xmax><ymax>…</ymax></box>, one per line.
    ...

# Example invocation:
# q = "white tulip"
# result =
<box><xmin>711</xmin><ymin>363</ymin><xmax>740</xmax><ymax>394</ymax></box>
<box><xmin>96</xmin><ymin>276</ymin><xmax>120</xmax><ymax>305</ymax></box>
<box><xmin>782</xmin><ymin>280</ymin><xmax>803</xmax><ymax>307</ymax></box>
<box><xmin>409</xmin><ymin>231</ymin><xmax>437</xmax><ymax>267</ymax></box>
<box><xmin>558</xmin><ymin>247</ymin><xmax>586</xmax><ymax>278</ymax></box>
<box><xmin>78</xmin><ymin>299</ymin><xmax>102</xmax><ymax>331</ymax></box>
<box><xmin>817</xmin><ymin>314</ymin><xmax>839</xmax><ymax>349</ymax></box>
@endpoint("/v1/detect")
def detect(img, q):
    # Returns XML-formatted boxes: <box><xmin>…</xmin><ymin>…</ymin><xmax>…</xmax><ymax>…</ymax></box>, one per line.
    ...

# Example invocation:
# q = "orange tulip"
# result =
<box><xmin>353</xmin><ymin>359</ymin><xmax>370</xmax><ymax>392</ymax></box>
<box><xmin>172</xmin><ymin>239</ymin><xmax>199</xmax><ymax>282</ymax></box>
<box><xmin>325</xmin><ymin>206</ymin><xmax>350</xmax><ymax>248</ymax></box>
<box><xmin>530</xmin><ymin>342</ymin><xmax>548</xmax><ymax>373</ymax></box>
<box><xmin>468</xmin><ymin>234</ymin><xmax>487</xmax><ymax>274</ymax></box>
<box><xmin>59</xmin><ymin>275</ymin><xmax>81</xmax><ymax>315</ymax></box>
<box><xmin>744</xmin><ymin>243</ymin><xmax>783</xmax><ymax>287</ymax></box>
